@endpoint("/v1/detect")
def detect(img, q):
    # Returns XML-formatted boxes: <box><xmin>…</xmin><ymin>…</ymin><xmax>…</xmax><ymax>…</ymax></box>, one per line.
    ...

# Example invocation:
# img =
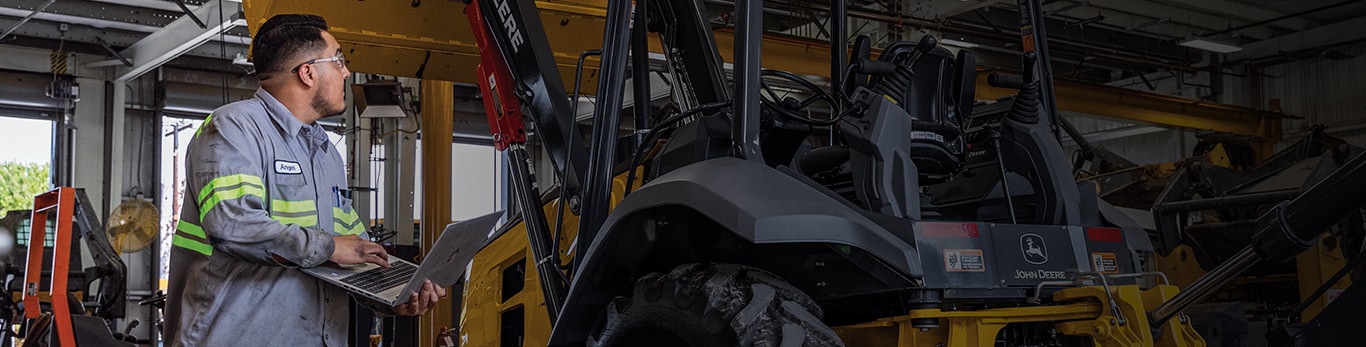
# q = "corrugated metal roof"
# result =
<box><xmin>1262</xmin><ymin>41</ymin><xmax>1366</xmax><ymax>135</ymax></box>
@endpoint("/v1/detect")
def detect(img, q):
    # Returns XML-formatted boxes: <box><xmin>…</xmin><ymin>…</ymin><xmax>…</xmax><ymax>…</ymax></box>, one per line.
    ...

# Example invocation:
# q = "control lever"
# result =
<box><xmin>896</xmin><ymin>35</ymin><xmax>940</xmax><ymax>79</ymax></box>
<box><xmin>1019</xmin><ymin>52</ymin><xmax>1037</xmax><ymax>85</ymax></box>
<box><xmin>903</xmin><ymin>35</ymin><xmax>939</xmax><ymax>67</ymax></box>
<box><xmin>854</xmin><ymin>35</ymin><xmax>940</xmax><ymax>77</ymax></box>
<box><xmin>988</xmin><ymin>52</ymin><xmax>1038</xmax><ymax>90</ymax></box>
<box><xmin>137</xmin><ymin>290</ymin><xmax>166</xmax><ymax>309</ymax></box>
<box><xmin>1005</xmin><ymin>52</ymin><xmax>1042</xmax><ymax>124</ymax></box>
<box><xmin>854</xmin><ymin>60</ymin><xmax>896</xmax><ymax>76</ymax></box>
<box><xmin>988</xmin><ymin>73</ymin><xmax>1024</xmax><ymax>89</ymax></box>
<box><xmin>847</xmin><ymin>35</ymin><xmax>872</xmax><ymax>85</ymax></box>
<box><xmin>122</xmin><ymin>319</ymin><xmax>140</xmax><ymax>338</ymax></box>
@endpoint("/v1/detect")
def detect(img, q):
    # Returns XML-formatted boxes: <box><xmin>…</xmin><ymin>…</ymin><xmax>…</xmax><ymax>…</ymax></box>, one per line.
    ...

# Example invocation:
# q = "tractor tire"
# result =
<box><xmin>589</xmin><ymin>263</ymin><xmax>844</xmax><ymax>347</ymax></box>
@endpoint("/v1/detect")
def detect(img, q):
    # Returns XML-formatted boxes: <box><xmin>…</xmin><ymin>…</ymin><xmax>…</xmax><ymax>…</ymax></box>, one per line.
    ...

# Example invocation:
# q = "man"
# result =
<box><xmin>164</xmin><ymin>14</ymin><xmax>445</xmax><ymax>346</ymax></box>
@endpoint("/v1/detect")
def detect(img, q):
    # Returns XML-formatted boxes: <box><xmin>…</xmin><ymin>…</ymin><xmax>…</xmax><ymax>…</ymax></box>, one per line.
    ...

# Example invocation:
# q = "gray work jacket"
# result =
<box><xmin>164</xmin><ymin>88</ymin><xmax>367</xmax><ymax>347</ymax></box>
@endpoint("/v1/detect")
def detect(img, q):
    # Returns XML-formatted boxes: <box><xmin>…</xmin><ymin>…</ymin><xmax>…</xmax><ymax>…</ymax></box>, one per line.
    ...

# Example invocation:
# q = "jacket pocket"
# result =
<box><xmin>269</xmin><ymin>172</ymin><xmax>317</xmax><ymax>227</ymax></box>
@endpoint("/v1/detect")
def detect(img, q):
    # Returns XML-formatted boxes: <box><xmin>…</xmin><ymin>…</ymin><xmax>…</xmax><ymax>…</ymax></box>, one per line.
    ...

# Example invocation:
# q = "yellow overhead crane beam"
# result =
<box><xmin>241</xmin><ymin>0</ymin><xmax>831</xmax><ymax>90</ymax></box>
<box><xmin>975</xmin><ymin>74</ymin><xmax>1286</xmax><ymax>143</ymax></box>
<box><xmin>243</xmin><ymin>0</ymin><xmax>1286</xmax><ymax>140</ymax></box>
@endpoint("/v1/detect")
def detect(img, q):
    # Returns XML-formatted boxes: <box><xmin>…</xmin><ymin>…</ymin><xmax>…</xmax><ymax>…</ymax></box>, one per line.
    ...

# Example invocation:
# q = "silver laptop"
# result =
<box><xmin>303</xmin><ymin>211</ymin><xmax>502</xmax><ymax>306</ymax></box>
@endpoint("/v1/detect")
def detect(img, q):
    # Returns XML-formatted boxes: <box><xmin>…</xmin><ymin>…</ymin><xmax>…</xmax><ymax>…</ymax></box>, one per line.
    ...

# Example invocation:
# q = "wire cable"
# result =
<box><xmin>622</xmin><ymin>100</ymin><xmax>733</xmax><ymax>195</ymax></box>
<box><xmin>550</xmin><ymin>49</ymin><xmax>602</xmax><ymax>271</ymax></box>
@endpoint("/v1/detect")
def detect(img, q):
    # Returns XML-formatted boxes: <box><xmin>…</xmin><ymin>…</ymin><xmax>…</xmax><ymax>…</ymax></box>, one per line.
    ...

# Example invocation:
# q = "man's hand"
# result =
<box><xmin>330</xmin><ymin>235</ymin><xmax>390</xmax><ymax>267</ymax></box>
<box><xmin>393</xmin><ymin>280</ymin><xmax>447</xmax><ymax>316</ymax></box>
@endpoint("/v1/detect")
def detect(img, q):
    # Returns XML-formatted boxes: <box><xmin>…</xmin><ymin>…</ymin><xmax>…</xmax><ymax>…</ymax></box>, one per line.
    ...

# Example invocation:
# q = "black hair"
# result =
<box><xmin>250</xmin><ymin>14</ymin><xmax>330</xmax><ymax>78</ymax></box>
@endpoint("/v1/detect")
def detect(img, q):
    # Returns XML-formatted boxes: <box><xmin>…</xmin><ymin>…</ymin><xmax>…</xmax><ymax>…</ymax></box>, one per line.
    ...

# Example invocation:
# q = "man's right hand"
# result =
<box><xmin>331</xmin><ymin>235</ymin><xmax>390</xmax><ymax>267</ymax></box>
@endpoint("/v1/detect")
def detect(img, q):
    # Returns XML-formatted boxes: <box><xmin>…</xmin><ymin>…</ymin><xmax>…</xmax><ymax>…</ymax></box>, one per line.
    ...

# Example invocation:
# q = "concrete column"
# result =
<box><xmin>100</xmin><ymin>79</ymin><xmax>155</xmax><ymax>341</ymax></box>
<box><xmin>381</xmin><ymin>118</ymin><xmax>417</xmax><ymax>245</ymax></box>
<box><xmin>348</xmin><ymin>76</ymin><xmax>375</xmax><ymax>228</ymax></box>
<box><xmin>418</xmin><ymin>79</ymin><xmax>454</xmax><ymax>346</ymax></box>
<box><xmin>105</xmin><ymin>81</ymin><xmax>126</xmax><ymax>218</ymax></box>
<box><xmin>72</xmin><ymin>79</ymin><xmax>107</xmax><ymax>217</ymax></box>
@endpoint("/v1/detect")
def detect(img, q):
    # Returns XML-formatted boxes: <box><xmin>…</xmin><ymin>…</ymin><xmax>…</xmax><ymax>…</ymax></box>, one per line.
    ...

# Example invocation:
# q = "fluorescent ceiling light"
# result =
<box><xmin>1178</xmin><ymin>38</ymin><xmax>1242</xmax><ymax>53</ymax></box>
<box><xmin>941</xmin><ymin>38</ymin><xmax>979</xmax><ymax>48</ymax></box>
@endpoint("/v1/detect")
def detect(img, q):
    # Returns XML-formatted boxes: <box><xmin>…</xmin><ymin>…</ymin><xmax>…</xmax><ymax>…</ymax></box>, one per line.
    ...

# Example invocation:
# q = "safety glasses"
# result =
<box><xmin>291</xmin><ymin>51</ymin><xmax>346</xmax><ymax>73</ymax></box>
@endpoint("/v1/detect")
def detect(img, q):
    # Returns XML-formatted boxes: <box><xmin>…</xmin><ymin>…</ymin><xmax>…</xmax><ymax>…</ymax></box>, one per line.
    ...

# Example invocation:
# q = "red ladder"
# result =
<box><xmin>23</xmin><ymin>187</ymin><xmax>77</xmax><ymax>347</ymax></box>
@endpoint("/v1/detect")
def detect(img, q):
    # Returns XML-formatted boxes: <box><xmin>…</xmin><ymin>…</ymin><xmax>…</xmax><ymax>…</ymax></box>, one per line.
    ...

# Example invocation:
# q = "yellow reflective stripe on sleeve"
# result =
<box><xmin>332</xmin><ymin>207</ymin><xmax>365</xmax><ymax>235</ymax></box>
<box><xmin>200</xmin><ymin>184</ymin><xmax>267</xmax><ymax>219</ymax></box>
<box><xmin>272</xmin><ymin>214</ymin><xmax>318</xmax><ymax>227</ymax></box>
<box><xmin>271</xmin><ymin>199</ymin><xmax>317</xmax><ymax>214</ymax></box>
<box><xmin>176</xmin><ymin>220</ymin><xmax>206</xmax><ymax>238</ymax></box>
<box><xmin>195</xmin><ymin>113</ymin><xmax>213</xmax><ymax>138</ymax></box>
<box><xmin>198</xmin><ymin>174</ymin><xmax>265</xmax><ymax>205</ymax></box>
<box><xmin>173</xmin><ymin>234</ymin><xmax>213</xmax><ymax>257</ymax></box>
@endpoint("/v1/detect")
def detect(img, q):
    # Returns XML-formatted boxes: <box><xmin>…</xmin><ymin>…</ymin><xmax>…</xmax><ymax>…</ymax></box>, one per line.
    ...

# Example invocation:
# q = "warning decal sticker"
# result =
<box><xmin>945</xmin><ymin>249</ymin><xmax>986</xmax><ymax>272</ymax></box>
<box><xmin>1092</xmin><ymin>252</ymin><xmax>1119</xmax><ymax>274</ymax></box>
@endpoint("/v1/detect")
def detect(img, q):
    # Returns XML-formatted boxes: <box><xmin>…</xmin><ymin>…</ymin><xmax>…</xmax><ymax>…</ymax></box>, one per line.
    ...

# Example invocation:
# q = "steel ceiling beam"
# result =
<box><xmin>87</xmin><ymin>0</ymin><xmax>196</xmax><ymax>13</ymax></box>
<box><xmin>2</xmin><ymin>0</ymin><xmax>185</xmax><ymax>29</ymax></box>
<box><xmin>0</xmin><ymin>5</ymin><xmax>249</xmax><ymax>43</ymax></box>
<box><xmin>1046</xmin><ymin>0</ymin><xmax>1277</xmax><ymax>41</ymax></box>
<box><xmin>933</xmin><ymin>0</ymin><xmax>1009</xmax><ymax>19</ymax></box>
<box><xmin>0</xmin><ymin>0</ymin><xmax>55</xmax><ymax>41</ymax></box>
<box><xmin>1199</xmin><ymin>0</ymin><xmax>1356</xmax><ymax>39</ymax></box>
<box><xmin>0</xmin><ymin>15</ymin><xmax>248</xmax><ymax>64</ymax></box>
<box><xmin>1149</xmin><ymin>0</ymin><xmax>1315</xmax><ymax>33</ymax></box>
<box><xmin>1228</xmin><ymin>15</ymin><xmax>1366</xmax><ymax>62</ymax></box>
<box><xmin>0</xmin><ymin>15</ymin><xmax>137</xmax><ymax>43</ymax></box>
<box><xmin>109</xmin><ymin>0</ymin><xmax>244</xmax><ymax>82</ymax></box>
<box><xmin>0</xmin><ymin>6</ymin><xmax>160</xmax><ymax>33</ymax></box>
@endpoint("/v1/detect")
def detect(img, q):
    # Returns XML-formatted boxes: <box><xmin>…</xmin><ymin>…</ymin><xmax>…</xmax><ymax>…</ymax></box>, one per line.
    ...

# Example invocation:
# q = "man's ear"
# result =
<box><xmin>298</xmin><ymin>64</ymin><xmax>318</xmax><ymax>88</ymax></box>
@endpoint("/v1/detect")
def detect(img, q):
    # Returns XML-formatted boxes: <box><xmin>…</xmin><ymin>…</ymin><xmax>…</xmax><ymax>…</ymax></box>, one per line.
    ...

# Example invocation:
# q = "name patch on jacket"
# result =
<box><xmin>274</xmin><ymin>160</ymin><xmax>303</xmax><ymax>175</ymax></box>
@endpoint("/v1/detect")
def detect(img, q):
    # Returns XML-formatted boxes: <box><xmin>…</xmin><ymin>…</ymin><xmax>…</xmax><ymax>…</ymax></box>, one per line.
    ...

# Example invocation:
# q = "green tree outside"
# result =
<box><xmin>0</xmin><ymin>161</ymin><xmax>51</xmax><ymax>216</ymax></box>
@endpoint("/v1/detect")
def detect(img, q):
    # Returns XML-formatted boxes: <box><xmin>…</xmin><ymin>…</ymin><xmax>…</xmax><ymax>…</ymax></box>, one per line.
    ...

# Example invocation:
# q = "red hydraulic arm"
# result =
<box><xmin>464</xmin><ymin>0</ymin><xmax>569</xmax><ymax>322</ymax></box>
<box><xmin>466</xmin><ymin>0</ymin><xmax>527</xmax><ymax>150</ymax></box>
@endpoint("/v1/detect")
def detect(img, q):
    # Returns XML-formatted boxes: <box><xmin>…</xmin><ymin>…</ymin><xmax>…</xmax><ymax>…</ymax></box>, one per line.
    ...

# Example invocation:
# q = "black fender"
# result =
<box><xmin>549</xmin><ymin>157</ymin><xmax>923</xmax><ymax>345</ymax></box>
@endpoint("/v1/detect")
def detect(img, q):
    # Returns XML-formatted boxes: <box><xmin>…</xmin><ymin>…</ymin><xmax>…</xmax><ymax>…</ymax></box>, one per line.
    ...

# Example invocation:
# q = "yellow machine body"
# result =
<box><xmin>455</xmin><ymin>168</ymin><xmax>1208</xmax><ymax>346</ymax></box>
<box><xmin>461</xmin><ymin>223</ymin><xmax>1210</xmax><ymax>347</ymax></box>
<box><xmin>459</xmin><ymin>169</ymin><xmax>638</xmax><ymax>346</ymax></box>
<box><xmin>834</xmin><ymin>285</ymin><xmax>1205</xmax><ymax>347</ymax></box>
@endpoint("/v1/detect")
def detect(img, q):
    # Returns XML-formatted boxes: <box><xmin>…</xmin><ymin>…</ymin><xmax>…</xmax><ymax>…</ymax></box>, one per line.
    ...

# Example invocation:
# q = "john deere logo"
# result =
<box><xmin>1020</xmin><ymin>233</ymin><xmax>1048</xmax><ymax>265</ymax></box>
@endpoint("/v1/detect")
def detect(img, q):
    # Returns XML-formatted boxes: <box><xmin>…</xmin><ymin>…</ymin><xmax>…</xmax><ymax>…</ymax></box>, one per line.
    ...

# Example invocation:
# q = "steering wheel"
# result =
<box><xmin>759</xmin><ymin>69</ymin><xmax>839</xmax><ymax>126</ymax></box>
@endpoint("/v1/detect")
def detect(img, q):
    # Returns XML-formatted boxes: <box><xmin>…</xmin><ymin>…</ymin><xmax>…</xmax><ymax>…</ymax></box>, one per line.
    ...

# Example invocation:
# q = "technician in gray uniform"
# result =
<box><xmin>164</xmin><ymin>14</ymin><xmax>445</xmax><ymax>346</ymax></box>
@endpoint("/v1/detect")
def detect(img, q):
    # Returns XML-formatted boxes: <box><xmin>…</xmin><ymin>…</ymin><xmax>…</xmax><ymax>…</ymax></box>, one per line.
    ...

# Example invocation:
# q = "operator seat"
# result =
<box><xmin>867</xmin><ymin>42</ymin><xmax>975</xmax><ymax>181</ymax></box>
<box><xmin>800</xmin><ymin>40</ymin><xmax>976</xmax><ymax>189</ymax></box>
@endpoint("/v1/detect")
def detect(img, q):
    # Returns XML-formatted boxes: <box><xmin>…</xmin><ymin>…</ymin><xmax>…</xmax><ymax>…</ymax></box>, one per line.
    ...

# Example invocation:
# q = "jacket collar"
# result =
<box><xmin>256</xmin><ymin>88</ymin><xmax>307</xmax><ymax>138</ymax></box>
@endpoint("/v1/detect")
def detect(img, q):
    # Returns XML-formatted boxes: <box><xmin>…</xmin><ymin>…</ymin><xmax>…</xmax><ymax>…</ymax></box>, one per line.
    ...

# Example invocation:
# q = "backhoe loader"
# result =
<box><xmin>448</xmin><ymin>0</ymin><xmax>1366</xmax><ymax>345</ymax></box>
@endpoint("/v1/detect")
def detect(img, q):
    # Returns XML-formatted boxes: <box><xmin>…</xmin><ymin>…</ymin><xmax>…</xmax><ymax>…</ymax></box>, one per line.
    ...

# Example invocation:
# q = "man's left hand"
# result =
<box><xmin>394</xmin><ymin>280</ymin><xmax>447</xmax><ymax>316</ymax></box>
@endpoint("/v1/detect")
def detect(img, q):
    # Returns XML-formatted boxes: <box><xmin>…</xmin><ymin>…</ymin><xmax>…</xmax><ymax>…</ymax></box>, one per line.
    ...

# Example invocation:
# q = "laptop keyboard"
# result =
<box><xmin>340</xmin><ymin>261</ymin><xmax>418</xmax><ymax>294</ymax></box>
